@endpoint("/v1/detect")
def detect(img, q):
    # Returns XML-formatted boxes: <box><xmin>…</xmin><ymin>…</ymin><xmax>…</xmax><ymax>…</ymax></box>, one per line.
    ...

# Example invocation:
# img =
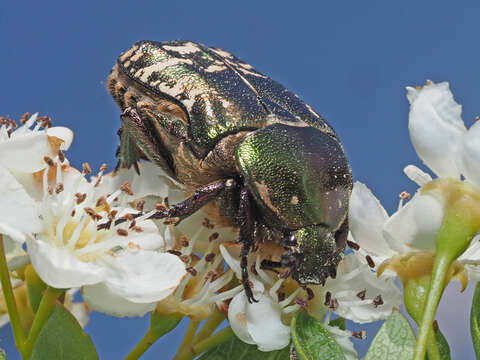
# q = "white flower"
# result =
<box><xmin>220</xmin><ymin>241</ymin><xmax>399</xmax><ymax>352</ymax></box>
<box><xmin>25</xmin><ymin>163</ymin><xmax>186</xmax><ymax>317</ymax></box>
<box><xmin>0</xmin><ymin>113</ymin><xmax>73</xmax><ymax>242</ymax></box>
<box><xmin>350</xmin><ymin>81</ymin><xmax>480</xmax><ymax>279</ymax></box>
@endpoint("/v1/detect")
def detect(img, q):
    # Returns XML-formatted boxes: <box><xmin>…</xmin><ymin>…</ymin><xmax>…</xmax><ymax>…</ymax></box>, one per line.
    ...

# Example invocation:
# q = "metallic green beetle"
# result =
<box><xmin>107</xmin><ymin>40</ymin><xmax>352</xmax><ymax>302</ymax></box>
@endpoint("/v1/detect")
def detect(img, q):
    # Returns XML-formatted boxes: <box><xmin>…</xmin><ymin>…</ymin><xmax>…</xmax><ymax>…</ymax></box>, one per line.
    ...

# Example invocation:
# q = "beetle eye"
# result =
<box><xmin>282</xmin><ymin>233</ymin><xmax>298</xmax><ymax>247</ymax></box>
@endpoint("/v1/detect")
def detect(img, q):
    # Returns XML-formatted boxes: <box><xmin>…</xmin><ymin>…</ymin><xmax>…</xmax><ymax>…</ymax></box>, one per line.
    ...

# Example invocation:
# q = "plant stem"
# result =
<box><xmin>173</xmin><ymin>319</ymin><xmax>200</xmax><ymax>360</ymax></box>
<box><xmin>176</xmin><ymin>326</ymin><xmax>234</xmax><ymax>360</ymax></box>
<box><xmin>124</xmin><ymin>328</ymin><xmax>157</xmax><ymax>360</ymax></box>
<box><xmin>22</xmin><ymin>286</ymin><xmax>64</xmax><ymax>359</ymax></box>
<box><xmin>0</xmin><ymin>235</ymin><xmax>26</xmax><ymax>350</ymax></box>
<box><xmin>192</xmin><ymin>307</ymin><xmax>225</xmax><ymax>344</ymax></box>
<box><xmin>413</xmin><ymin>253</ymin><xmax>452</xmax><ymax>360</ymax></box>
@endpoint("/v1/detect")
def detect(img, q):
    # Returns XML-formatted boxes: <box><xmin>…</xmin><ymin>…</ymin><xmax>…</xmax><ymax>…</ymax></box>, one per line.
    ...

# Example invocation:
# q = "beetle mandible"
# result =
<box><xmin>107</xmin><ymin>40</ymin><xmax>352</xmax><ymax>303</ymax></box>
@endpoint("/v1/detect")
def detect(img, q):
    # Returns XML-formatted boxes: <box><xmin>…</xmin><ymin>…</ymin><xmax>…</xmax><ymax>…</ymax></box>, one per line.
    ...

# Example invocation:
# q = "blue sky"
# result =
<box><xmin>1</xmin><ymin>1</ymin><xmax>480</xmax><ymax>358</ymax></box>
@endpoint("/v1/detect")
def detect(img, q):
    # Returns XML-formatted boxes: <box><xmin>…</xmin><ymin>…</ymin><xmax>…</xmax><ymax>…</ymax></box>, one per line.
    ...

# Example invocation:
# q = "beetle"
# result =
<box><xmin>106</xmin><ymin>40</ymin><xmax>352</xmax><ymax>303</ymax></box>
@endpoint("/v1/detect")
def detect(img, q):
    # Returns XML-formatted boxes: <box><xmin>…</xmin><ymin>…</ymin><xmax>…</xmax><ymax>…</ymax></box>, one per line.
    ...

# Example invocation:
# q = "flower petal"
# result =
<box><xmin>324</xmin><ymin>324</ymin><xmax>358</xmax><ymax>360</ymax></box>
<box><xmin>100</xmin><ymin>251</ymin><xmax>186</xmax><ymax>303</ymax></box>
<box><xmin>383</xmin><ymin>193</ymin><xmax>443</xmax><ymax>252</ymax></box>
<box><xmin>47</xmin><ymin>127</ymin><xmax>74</xmax><ymax>150</ymax></box>
<box><xmin>348</xmin><ymin>182</ymin><xmax>396</xmax><ymax>258</ymax></box>
<box><xmin>245</xmin><ymin>293</ymin><xmax>290</xmax><ymax>351</ymax></box>
<box><xmin>407</xmin><ymin>81</ymin><xmax>466</xmax><ymax>178</ymax></box>
<box><xmin>458</xmin><ymin>121</ymin><xmax>480</xmax><ymax>187</ymax></box>
<box><xmin>83</xmin><ymin>282</ymin><xmax>156</xmax><ymax>317</ymax></box>
<box><xmin>228</xmin><ymin>292</ymin><xmax>256</xmax><ymax>345</ymax></box>
<box><xmin>0</xmin><ymin>132</ymin><xmax>54</xmax><ymax>172</ymax></box>
<box><xmin>0</xmin><ymin>166</ymin><xmax>41</xmax><ymax>241</ymax></box>
<box><xmin>326</xmin><ymin>253</ymin><xmax>401</xmax><ymax>323</ymax></box>
<box><xmin>27</xmin><ymin>237</ymin><xmax>106</xmax><ymax>288</ymax></box>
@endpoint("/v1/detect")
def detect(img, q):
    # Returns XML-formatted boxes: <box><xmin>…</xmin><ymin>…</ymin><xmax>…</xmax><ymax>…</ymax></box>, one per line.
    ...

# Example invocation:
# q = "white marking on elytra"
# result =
<box><xmin>305</xmin><ymin>103</ymin><xmax>320</xmax><ymax>117</ymax></box>
<box><xmin>203</xmin><ymin>64</ymin><xmax>228</xmax><ymax>73</ymax></box>
<box><xmin>162</xmin><ymin>42</ymin><xmax>202</xmax><ymax>55</ymax></box>
<box><xmin>290</xmin><ymin>196</ymin><xmax>299</xmax><ymax>205</ymax></box>
<box><xmin>119</xmin><ymin>44</ymin><xmax>139</xmax><ymax>62</ymax></box>
<box><xmin>134</xmin><ymin>58</ymin><xmax>193</xmax><ymax>83</ymax></box>
<box><xmin>210</xmin><ymin>48</ymin><xmax>234</xmax><ymax>59</ymax></box>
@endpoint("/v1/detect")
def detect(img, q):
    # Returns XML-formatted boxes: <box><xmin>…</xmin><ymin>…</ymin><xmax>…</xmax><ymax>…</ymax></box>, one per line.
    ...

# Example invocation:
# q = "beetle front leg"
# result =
<box><xmin>237</xmin><ymin>187</ymin><xmax>258</xmax><ymax>304</ymax></box>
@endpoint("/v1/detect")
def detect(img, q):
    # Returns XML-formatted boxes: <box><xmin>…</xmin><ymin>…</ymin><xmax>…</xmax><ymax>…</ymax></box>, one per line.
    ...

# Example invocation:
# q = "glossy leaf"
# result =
<box><xmin>197</xmin><ymin>335</ymin><xmax>290</xmax><ymax>360</ymax></box>
<box><xmin>470</xmin><ymin>282</ymin><xmax>480</xmax><ymax>359</ymax></box>
<box><xmin>291</xmin><ymin>311</ymin><xmax>345</xmax><ymax>360</ymax></box>
<box><xmin>365</xmin><ymin>310</ymin><xmax>416</xmax><ymax>360</ymax></box>
<box><xmin>431</xmin><ymin>324</ymin><xmax>450</xmax><ymax>360</ymax></box>
<box><xmin>31</xmin><ymin>305</ymin><xmax>98</xmax><ymax>360</ymax></box>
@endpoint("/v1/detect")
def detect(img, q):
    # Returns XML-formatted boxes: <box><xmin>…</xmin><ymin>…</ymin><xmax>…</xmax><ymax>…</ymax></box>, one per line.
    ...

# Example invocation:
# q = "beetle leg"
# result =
<box><xmin>237</xmin><ymin>187</ymin><xmax>258</xmax><ymax>304</ymax></box>
<box><xmin>150</xmin><ymin>179</ymin><xmax>236</xmax><ymax>224</ymax></box>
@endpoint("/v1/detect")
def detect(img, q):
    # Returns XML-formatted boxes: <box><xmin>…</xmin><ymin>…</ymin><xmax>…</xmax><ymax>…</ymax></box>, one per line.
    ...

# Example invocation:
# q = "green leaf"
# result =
<box><xmin>471</xmin><ymin>282</ymin><xmax>480</xmax><ymax>359</ymax></box>
<box><xmin>329</xmin><ymin>317</ymin><xmax>346</xmax><ymax>331</ymax></box>
<box><xmin>430</xmin><ymin>324</ymin><xmax>450</xmax><ymax>360</ymax></box>
<box><xmin>197</xmin><ymin>335</ymin><xmax>290</xmax><ymax>360</ymax></box>
<box><xmin>0</xmin><ymin>348</ymin><xmax>5</xmax><ymax>360</ymax></box>
<box><xmin>364</xmin><ymin>310</ymin><xmax>416</xmax><ymax>360</ymax></box>
<box><xmin>291</xmin><ymin>310</ymin><xmax>345</xmax><ymax>360</ymax></box>
<box><xmin>31</xmin><ymin>305</ymin><xmax>98</xmax><ymax>360</ymax></box>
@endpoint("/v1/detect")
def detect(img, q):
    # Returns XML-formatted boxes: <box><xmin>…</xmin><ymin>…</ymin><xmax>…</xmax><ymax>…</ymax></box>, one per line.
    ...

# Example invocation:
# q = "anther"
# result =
<box><xmin>43</xmin><ymin>156</ymin><xmax>55</xmax><ymax>167</ymax></box>
<box><xmin>366</xmin><ymin>255</ymin><xmax>375</xmax><ymax>268</ymax></box>
<box><xmin>164</xmin><ymin>197</ymin><xmax>169</xmax><ymax>207</ymax></box>
<box><xmin>120</xmin><ymin>182</ymin><xmax>134</xmax><ymax>196</ymax></box>
<box><xmin>209</xmin><ymin>232</ymin><xmax>219</xmax><ymax>242</ymax></box>
<box><xmin>328</xmin><ymin>298</ymin><xmax>339</xmax><ymax>311</ymax></box>
<box><xmin>163</xmin><ymin>217</ymin><xmax>180</xmax><ymax>225</ymax></box>
<box><xmin>123</xmin><ymin>213</ymin><xmax>134</xmax><ymax>221</ymax></box>
<box><xmin>324</xmin><ymin>291</ymin><xmax>332</xmax><ymax>306</ymax></box>
<box><xmin>55</xmin><ymin>183</ymin><xmax>64</xmax><ymax>194</ymax></box>
<box><xmin>80</xmin><ymin>163</ymin><xmax>91</xmax><ymax>175</ymax></box>
<box><xmin>75</xmin><ymin>193</ymin><xmax>87</xmax><ymax>204</ymax></box>
<box><xmin>352</xmin><ymin>330</ymin><xmax>367</xmax><ymax>340</ymax></box>
<box><xmin>372</xmin><ymin>295</ymin><xmax>384</xmax><ymax>307</ymax></box>
<box><xmin>100</xmin><ymin>163</ymin><xmax>108</xmax><ymax>172</ymax></box>
<box><xmin>155</xmin><ymin>202</ymin><xmax>168</xmax><ymax>212</ymax></box>
<box><xmin>305</xmin><ymin>287</ymin><xmax>314</xmax><ymax>300</ymax></box>
<box><xmin>167</xmin><ymin>250</ymin><xmax>182</xmax><ymax>256</ymax></box>
<box><xmin>186</xmin><ymin>267</ymin><xmax>197</xmax><ymax>276</ymax></box>
<box><xmin>250</xmin><ymin>264</ymin><xmax>258</xmax><ymax>275</ymax></box>
<box><xmin>116</xmin><ymin>229</ymin><xmax>128</xmax><ymax>237</ymax></box>
<box><xmin>36</xmin><ymin>115</ymin><xmax>52</xmax><ymax>128</ymax></box>
<box><xmin>131</xmin><ymin>226</ymin><xmax>143</xmax><ymax>232</ymax></box>
<box><xmin>347</xmin><ymin>240</ymin><xmax>360</xmax><ymax>250</ymax></box>
<box><xmin>399</xmin><ymin>191</ymin><xmax>411</xmax><ymax>200</ymax></box>
<box><xmin>180</xmin><ymin>255</ymin><xmax>190</xmax><ymax>264</ymax></box>
<box><xmin>180</xmin><ymin>237</ymin><xmax>189</xmax><ymax>247</ymax></box>
<box><xmin>108</xmin><ymin>209</ymin><xmax>118</xmax><ymax>220</ymax></box>
<box><xmin>295</xmin><ymin>297</ymin><xmax>308</xmax><ymax>309</ymax></box>
<box><xmin>279</xmin><ymin>270</ymin><xmax>291</xmax><ymax>279</ymax></box>
<box><xmin>71</xmin><ymin>210</ymin><xmax>76</xmax><ymax>217</ymax></box>
<box><xmin>20</xmin><ymin>112</ymin><xmax>30</xmax><ymax>124</ymax></box>
<box><xmin>128</xmin><ymin>220</ymin><xmax>137</xmax><ymax>229</ymax></box>
<box><xmin>356</xmin><ymin>289</ymin><xmax>366</xmax><ymax>300</ymax></box>
<box><xmin>202</xmin><ymin>218</ymin><xmax>215</xmax><ymax>229</ymax></box>
<box><xmin>277</xmin><ymin>291</ymin><xmax>286</xmax><ymax>302</ymax></box>
<box><xmin>84</xmin><ymin>207</ymin><xmax>102</xmax><ymax>221</ymax></box>
<box><xmin>58</xmin><ymin>150</ymin><xmax>65</xmax><ymax>163</ymax></box>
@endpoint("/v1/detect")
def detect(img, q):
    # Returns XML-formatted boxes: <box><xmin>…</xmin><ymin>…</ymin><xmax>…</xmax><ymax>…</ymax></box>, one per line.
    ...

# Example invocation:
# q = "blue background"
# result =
<box><xmin>1</xmin><ymin>1</ymin><xmax>479</xmax><ymax>358</ymax></box>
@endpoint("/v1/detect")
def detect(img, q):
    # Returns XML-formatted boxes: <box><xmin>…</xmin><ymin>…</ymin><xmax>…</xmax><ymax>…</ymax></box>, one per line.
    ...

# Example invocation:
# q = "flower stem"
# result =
<box><xmin>176</xmin><ymin>326</ymin><xmax>234</xmax><ymax>360</ymax></box>
<box><xmin>173</xmin><ymin>319</ymin><xmax>200</xmax><ymax>360</ymax></box>
<box><xmin>192</xmin><ymin>307</ymin><xmax>225</xmax><ymax>344</ymax></box>
<box><xmin>124</xmin><ymin>312</ymin><xmax>183</xmax><ymax>360</ymax></box>
<box><xmin>124</xmin><ymin>328</ymin><xmax>158</xmax><ymax>360</ymax></box>
<box><xmin>22</xmin><ymin>286</ymin><xmax>64</xmax><ymax>359</ymax></box>
<box><xmin>0</xmin><ymin>235</ymin><xmax>26</xmax><ymax>351</ymax></box>
<box><xmin>412</xmin><ymin>252</ymin><xmax>453</xmax><ymax>360</ymax></box>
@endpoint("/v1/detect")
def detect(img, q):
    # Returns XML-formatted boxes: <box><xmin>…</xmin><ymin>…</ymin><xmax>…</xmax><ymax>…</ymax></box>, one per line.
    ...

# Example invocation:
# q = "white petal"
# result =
<box><xmin>228</xmin><ymin>292</ymin><xmax>256</xmax><ymax>345</ymax></box>
<box><xmin>407</xmin><ymin>81</ymin><xmax>466</xmax><ymax>178</ymax></box>
<box><xmin>403</xmin><ymin>165</ymin><xmax>432</xmax><ymax>186</ymax></box>
<box><xmin>27</xmin><ymin>237</ymin><xmax>106</xmax><ymax>288</ymax></box>
<box><xmin>219</xmin><ymin>245</ymin><xmax>264</xmax><ymax>293</ymax></box>
<box><xmin>83</xmin><ymin>282</ymin><xmax>156</xmax><ymax>317</ymax></box>
<box><xmin>0</xmin><ymin>132</ymin><xmax>53</xmax><ymax>172</ymax></box>
<box><xmin>68</xmin><ymin>302</ymin><xmax>89</xmax><ymax>328</ymax></box>
<box><xmin>246</xmin><ymin>293</ymin><xmax>290</xmax><ymax>351</ymax></box>
<box><xmin>383</xmin><ymin>193</ymin><xmax>443</xmax><ymax>252</ymax></box>
<box><xmin>458</xmin><ymin>121</ymin><xmax>480</xmax><ymax>187</ymax></box>
<box><xmin>100</xmin><ymin>251</ymin><xmax>186</xmax><ymax>303</ymax></box>
<box><xmin>348</xmin><ymin>182</ymin><xmax>396</xmax><ymax>258</ymax></box>
<box><xmin>324</xmin><ymin>324</ymin><xmax>358</xmax><ymax>360</ymax></box>
<box><xmin>47</xmin><ymin>127</ymin><xmax>74</xmax><ymax>150</ymax></box>
<box><xmin>326</xmin><ymin>254</ymin><xmax>402</xmax><ymax>323</ymax></box>
<box><xmin>0</xmin><ymin>166</ymin><xmax>41</xmax><ymax>241</ymax></box>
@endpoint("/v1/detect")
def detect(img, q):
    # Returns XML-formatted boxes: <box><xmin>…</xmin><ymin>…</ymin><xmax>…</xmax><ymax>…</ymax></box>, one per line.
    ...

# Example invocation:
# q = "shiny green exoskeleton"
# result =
<box><xmin>107</xmin><ymin>40</ymin><xmax>352</xmax><ymax>302</ymax></box>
